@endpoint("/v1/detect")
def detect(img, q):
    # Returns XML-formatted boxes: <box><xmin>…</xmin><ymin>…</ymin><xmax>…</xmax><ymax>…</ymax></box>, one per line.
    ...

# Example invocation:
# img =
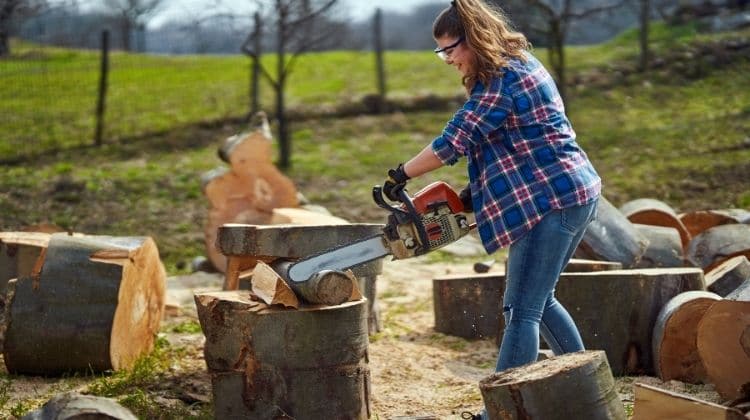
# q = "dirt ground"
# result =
<box><xmin>0</xmin><ymin>246</ymin><xmax>725</xmax><ymax>419</ymax></box>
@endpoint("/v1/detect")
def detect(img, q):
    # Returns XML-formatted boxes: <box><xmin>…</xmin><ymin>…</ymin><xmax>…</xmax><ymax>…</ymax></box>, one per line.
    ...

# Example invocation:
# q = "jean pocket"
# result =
<box><xmin>560</xmin><ymin>205</ymin><xmax>591</xmax><ymax>234</ymax></box>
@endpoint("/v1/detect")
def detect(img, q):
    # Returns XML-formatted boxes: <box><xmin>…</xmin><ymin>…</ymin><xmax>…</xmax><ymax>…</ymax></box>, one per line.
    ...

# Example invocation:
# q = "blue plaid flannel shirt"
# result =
<box><xmin>432</xmin><ymin>52</ymin><xmax>601</xmax><ymax>254</ymax></box>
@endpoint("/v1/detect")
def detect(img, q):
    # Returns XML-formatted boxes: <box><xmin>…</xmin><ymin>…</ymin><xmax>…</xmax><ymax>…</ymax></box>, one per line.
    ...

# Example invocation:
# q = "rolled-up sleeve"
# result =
<box><xmin>431</xmin><ymin>77</ymin><xmax>513</xmax><ymax>166</ymax></box>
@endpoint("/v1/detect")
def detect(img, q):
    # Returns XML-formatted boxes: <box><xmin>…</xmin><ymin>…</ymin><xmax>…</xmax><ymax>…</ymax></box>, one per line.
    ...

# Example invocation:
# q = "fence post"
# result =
<box><xmin>94</xmin><ymin>30</ymin><xmax>110</xmax><ymax>147</ymax></box>
<box><xmin>374</xmin><ymin>8</ymin><xmax>387</xmax><ymax>113</ymax></box>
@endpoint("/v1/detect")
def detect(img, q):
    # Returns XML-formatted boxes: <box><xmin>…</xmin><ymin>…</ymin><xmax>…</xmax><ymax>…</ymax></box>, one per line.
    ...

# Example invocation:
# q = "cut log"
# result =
<box><xmin>270</xmin><ymin>260</ymin><xmax>354</xmax><ymax>306</ymax></box>
<box><xmin>3</xmin><ymin>233</ymin><xmax>166</xmax><ymax>374</ymax></box>
<box><xmin>686</xmin><ymin>224</ymin><xmax>750</xmax><ymax>271</ymax></box>
<box><xmin>433</xmin><ymin>273</ymin><xmax>505</xmax><ymax>339</ymax></box>
<box><xmin>202</xmin><ymin>112</ymin><xmax>300</xmax><ymax>273</ymax></box>
<box><xmin>726</xmin><ymin>279</ymin><xmax>750</xmax><ymax>301</ymax></box>
<box><xmin>575</xmin><ymin>196</ymin><xmax>649</xmax><ymax>268</ymax></box>
<box><xmin>479</xmin><ymin>350</ymin><xmax>625</xmax><ymax>420</ymax></box>
<box><xmin>0</xmin><ymin>231</ymin><xmax>50</xmax><ymax>293</ymax></box>
<box><xmin>195</xmin><ymin>291</ymin><xmax>370</xmax><ymax>419</ymax></box>
<box><xmin>680</xmin><ymin>208</ymin><xmax>750</xmax><ymax>237</ymax></box>
<box><xmin>21</xmin><ymin>392</ymin><xmax>138</xmax><ymax>420</ymax></box>
<box><xmin>620</xmin><ymin>198</ymin><xmax>692</xmax><ymax>250</ymax></box>
<box><xmin>697</xmin><ymin>295</ymin><xmax>750</xmax><ymax>400</ymax></box>
<box><xmin>633</xmin><ymin>382</ymin><xmax>746</xmax><ymax>420</ymax></box>
<box><xmin>633</xmin><ymin>224</ymin><xmax>685</xmax><ymax>268</ymax></box>
<box><xmin>705</xmin><ymin>256</ymin><xmax>750</xmax><ymax>297</ymax></box>
<box><xmin>563</xmin><ymin>258</ymin><xmax>622</xmax><ymax>272</ymax></box>
<box><xmin>270</xmin><ymin>207</ymin><xmax>350</xmax><ymax>225</ymax></box>
<box><xmin>250</xmin><ymin>261</ymin><xmax>300</xmax><ymax>308</ymax></box>
<box><xmin>441</xmin><ymin>268</ymin><xmax>705</xmax><ymax>375</ymax></box>
<box><xmin>652</xmin><ymin>291</ymin><xmax>721</xmax><ymax>383</ymax></box>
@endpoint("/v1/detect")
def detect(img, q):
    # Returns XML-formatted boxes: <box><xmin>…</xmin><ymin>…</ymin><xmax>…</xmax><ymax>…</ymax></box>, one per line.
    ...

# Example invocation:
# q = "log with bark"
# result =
<box><xmin>195</xmin><ymin>291</ymin><xmax>370</xmax><ymax>419</ymax></box>
<box><xmin>479</xmin><ymin>350</ymin><xmax>626</xmax><ymax>420</ymax></box>
<box><xmin>439</xmin><ymin>268</ymin><xmax>704</xmax><ymax>374</ymax></box>
<box><xmin>21</xmin><ymin>392</ymin><xmax>138</xmax><ymax>420</ymax></box>
<box><xmin>696</xmin><ymin>290</ymin><xmax>750</xmax><ymax>401</ymax></box>
<box><xmin>686</xmin><ymin>223</ymin><xmax>750</xmax><ymax>271</ymax></box>
<box><xmin>652</xmin><ymin>291</ymin><xmax>721</xmax><ymax>383</ymax></box>
<box><xmin>705</xmin><ymin>255</ymin><xmax>750</xmax><ymax>297</ymax></box>
<box><xmin>633</xmin><ymin>382</ymin><xmax>746</xmax><ymax>420</ymax></box>
<box><xmin>679</xmin><ymin>208</ymin><xmax>750</xmax><ymax>237</ymax></box>
<box><xmin>202</xmin><ymin>112</ymin><xmax>300</xmax><ymax>273</ymax></box>
<box><xmin>3</xmin><ymin>233</ymin><xmax>166</xmax><ymax>374</ymax></box>
<box><xmin>620</xmin><ymin>198</ymin><xmax>692</xmax><ymax>250</ymax></box>
<box><xmin>0</xmin><ymin>231</ymin><xmax>50</xmax><ymax>294</ymax></box>
<box><xmin>217</xmin><ymin>223</ymin><xmax>385</xmax><ymax>332</ymax></box>
<box><xmin>563</xmin><ymin>258</ymin><xmax>623</xmax><ymax>272</ymax></box>
<box><xmin>575</xmin><ymin>196</ymin><xmax>649</xmax><ymax>268</ymax></box>
<box><xmin>633</xmin><ymin>224</ymin><xmax>686</xmax><ymax>268</ymax></box>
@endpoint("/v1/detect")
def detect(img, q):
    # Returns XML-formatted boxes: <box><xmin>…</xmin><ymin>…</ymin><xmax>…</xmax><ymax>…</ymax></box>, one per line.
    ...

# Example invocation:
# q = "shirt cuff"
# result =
<box><xmin>431</xmin><ymin>135</ymin><xmax>460</xmax><ymax>166</ymax></box>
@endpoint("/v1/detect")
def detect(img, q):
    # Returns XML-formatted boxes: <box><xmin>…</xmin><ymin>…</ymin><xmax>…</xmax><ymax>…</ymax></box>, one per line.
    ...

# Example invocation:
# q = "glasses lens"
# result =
<box><xmin>437</xmin><ymin>51</ymin><xmax>448</xmax><ymax>61</ymax></box>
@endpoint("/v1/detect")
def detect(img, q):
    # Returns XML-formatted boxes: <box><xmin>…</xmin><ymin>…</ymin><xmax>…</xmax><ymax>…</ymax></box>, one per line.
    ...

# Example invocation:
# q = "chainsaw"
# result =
<box><xmin>287</xmin><ymin>181</ymin><xmax>475</xmax><ymax>283</ymax></box>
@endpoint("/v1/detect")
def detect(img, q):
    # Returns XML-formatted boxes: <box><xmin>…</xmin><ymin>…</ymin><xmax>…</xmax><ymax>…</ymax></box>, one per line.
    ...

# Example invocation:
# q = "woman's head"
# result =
<box><xmin>433</xmin><ymin>0</ymin><xmax>529</xmax><ymax>88</ymax></box>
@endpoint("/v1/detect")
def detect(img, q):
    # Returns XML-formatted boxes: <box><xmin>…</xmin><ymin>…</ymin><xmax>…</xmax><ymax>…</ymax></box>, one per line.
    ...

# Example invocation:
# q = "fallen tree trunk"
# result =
<box><xmin>195</xmin><ymin>291</ymin><xmax>370</xmax><ymax>419</ymax></box>
<box><xmin>620</xmin><ymin>198</ymin><xmax>691</xmax><ymax>250</ymax></box>
<box><xmin>479</xmin><ymin>350</ymin><xmax>625</xmax><ymax>420</ymax></box>
<box><xmin>576</xmin><ymin>196</ymin><xmax>649</xmax><ymax>268</ymax></box>
<box><xmin>633</xmin><ymin>382</ymin><xmax>746</xmax><ymax>420</ymax></box>
<box><xmin>3</xmin><ymin>233</ymin><xmax>166</xmax><ymax>374</ymax></box>
<box><xmin>652</xmin><ymin>291</ymin><xmax>721</xmax><ymax>383</ymax></box>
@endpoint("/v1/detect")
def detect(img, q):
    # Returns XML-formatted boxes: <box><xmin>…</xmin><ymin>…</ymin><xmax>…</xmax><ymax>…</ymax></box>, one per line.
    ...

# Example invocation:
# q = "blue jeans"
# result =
<box><xmin>496</xmin><ymin>199</ymin><xmax>598</xmax><ymax>371</ymax></box>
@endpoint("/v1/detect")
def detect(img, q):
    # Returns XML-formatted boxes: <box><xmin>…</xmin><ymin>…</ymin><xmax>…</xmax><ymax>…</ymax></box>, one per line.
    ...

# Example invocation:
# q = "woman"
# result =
<box><xmin>383</xmin><ymin>0</ymin><xmax>601</xmax><ymax>414</ymax></box>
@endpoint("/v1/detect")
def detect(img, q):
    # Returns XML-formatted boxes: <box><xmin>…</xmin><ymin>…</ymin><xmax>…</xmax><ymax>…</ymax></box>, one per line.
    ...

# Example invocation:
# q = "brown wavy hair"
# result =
<box><xmin>433</xmin><ymin>0</ymin><xmax>529</xmax><ymax>89</ymax></box>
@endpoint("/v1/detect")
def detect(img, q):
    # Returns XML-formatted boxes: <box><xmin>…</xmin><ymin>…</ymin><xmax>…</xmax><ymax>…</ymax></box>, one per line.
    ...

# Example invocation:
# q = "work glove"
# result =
<box><xmin>459</xmin><ymin>184</ymin><xmax>473</xmax><ymax>212</ymax></box>
<box><xmin>383</xmin><ymin>163</ymin><xmax>410</xmax><ymax>201</ymax></box>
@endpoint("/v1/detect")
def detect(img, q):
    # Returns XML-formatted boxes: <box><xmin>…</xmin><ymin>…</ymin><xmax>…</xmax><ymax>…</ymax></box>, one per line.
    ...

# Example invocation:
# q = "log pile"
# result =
<box><xmin>0</xmin><ymin>232</ymin><xmax>166</xmax><ymax>375</ymax></box>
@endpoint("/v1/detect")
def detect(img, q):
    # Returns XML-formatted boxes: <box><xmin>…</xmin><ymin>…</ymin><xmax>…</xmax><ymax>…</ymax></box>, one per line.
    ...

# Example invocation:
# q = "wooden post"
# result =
<box><xmin>479</xmin><ymin>351</ymin><xmax>626</xmax><ymax>420</ymax></box>
<box><xmin>195</xmin><ymin>291</ymin><xmax>370</xmax><ymax>419</ymax></box>
<box><xmin>373</xmin><ymin>8</ymin><xmax>387</xmax><ymax>113</ymax></box>
<box><xmin>94</xmin><ymin>30</ymin><xmax>109</xmax><ymax>147</ymax></box>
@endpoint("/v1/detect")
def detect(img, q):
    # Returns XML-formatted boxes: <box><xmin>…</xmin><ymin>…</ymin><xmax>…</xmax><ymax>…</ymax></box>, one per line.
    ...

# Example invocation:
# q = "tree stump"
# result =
<box><xmin>0</xmin><ymin>231</ymin><xmax>50</xmax><ymax>294</ymax></box>
<box><xmin>697</xmin><ymin>294</ymin><xmax>750</xmax><ymax>400</ymax></box>
<box><xmin>652</xmin><ymin>291</ymin><xmax>721</xmax><ymax>383</ymax></box>
<box><xmin>686</xmin><ymin>224</ymin><xmax>750</xmax><ymax>271</ymax></box>
<box><xmin>633</xmin><ymin>224</ymin><xmax>685</xmax><ymax>268</ymax></box>
<box><xmin>195</xmin><ymin>291</ymin><xmax>370</xmax><ymax>419</ymax></box>
<box><xmin>3</xmin><ymin>233</ymin><xmax>166</xmax><ymax>374</ymax></box>
<box><xmin>633</xmin><ymin>382</ymin><xmax>746</xmax><ymax>420</ymax></box>
<box><xmin>679</xmin><ymin>208</ymin><xmax>750</xmax><ymax>237</ymax></box>
<box><xmin>433</xmin><ymin>273</ymin><xmax>505</xmax><ymax>339</ymax></box>
<box><xmin>202</xmin><ymin>112</ymin><xmax>300</xmax><ymax>273</ymax></box>
<box><xmin>21</xmin><ymin>392</ymin><xmax>138</xmax><ymax>420</ymax></box>
<box><xmin>620</xmin><ymin>198</ymin><xmax>692</xmax><ymax>250</ymax></box>
<box><xmin>705</xmin><ymin>255</ymin><xmax>750</xmax><ymax>297</ymax></box>
<box><xmin>575</xmin><ymin>196</ymin><xmax>649</xmax><ymax>268</ymax></box>
<box><xmin>479</xmin><ymin>350</ymin><xmax>626</xmax><ymax>420</ymax></box>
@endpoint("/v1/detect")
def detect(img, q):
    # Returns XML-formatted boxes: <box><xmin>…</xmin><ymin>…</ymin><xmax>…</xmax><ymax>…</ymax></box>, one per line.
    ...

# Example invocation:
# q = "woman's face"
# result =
<box><xmin>435</xmin><ymin>34</ymin><xmax>475</xmax><ymax>77</ymax></box>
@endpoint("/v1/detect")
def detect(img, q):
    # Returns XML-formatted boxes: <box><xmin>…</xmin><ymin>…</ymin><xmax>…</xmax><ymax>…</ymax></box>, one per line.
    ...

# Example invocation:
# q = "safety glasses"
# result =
<box><xmin>434</xmin><ymin>36</ymin><xmax>464</xmax><ymax>61</ymax></box>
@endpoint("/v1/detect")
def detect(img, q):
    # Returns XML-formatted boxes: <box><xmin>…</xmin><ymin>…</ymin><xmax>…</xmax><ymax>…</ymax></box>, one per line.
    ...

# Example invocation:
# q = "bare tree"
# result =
<box><xmin>241</xmin><ymin>0</ymin><xmax>339</xmax><ymax>170</ymax></box>
<box><xmin>0</xmin><ymin>0</ymin><xmax>45</xmax><ymax>56</ymax></box>
<box><xmin>500</xmin><ymin>0</ymin><xmax>626</xmax><ymax>102</ymax></box>
<box><xmin>103</xmin><ymin>0</ymin><xmax>163</xmax><ymax>51</ymax></box>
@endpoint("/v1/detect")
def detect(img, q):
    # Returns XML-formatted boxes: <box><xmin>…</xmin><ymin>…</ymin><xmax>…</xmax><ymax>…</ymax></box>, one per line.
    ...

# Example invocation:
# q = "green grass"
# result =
<box><xmin>1</xmin><ymin>23</ymin><xmax>748</xmax><ymax>273</ymax></box>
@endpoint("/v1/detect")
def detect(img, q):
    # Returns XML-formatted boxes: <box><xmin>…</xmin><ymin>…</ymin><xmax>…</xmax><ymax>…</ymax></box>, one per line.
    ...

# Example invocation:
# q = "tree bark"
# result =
<box><xmin>633</xmin><ymin>224</ymin><xmax>685</xmax><ymax>268</ymax></box>
<box><xmin>619</xmin><ymin>198</ymin><xmax>691</xmax><ymax>250</ymax></box>
<box><xmin>3</xmin><ymin>233</ymin><xmax>166</xmax><ymax>374</ymax></box>
<box><xmin>686</xmin><ymin>223</ymin><xmax>750</xmax><ymax>271</ymax></box>
<box><xmin>705</xmin><ymin>255</ymin><xmax>750</xmax><ymax>297</ymax></box>
<box><xmin>433</xmin><ymin>273</ymin><xmax>505</xmax><ymax>339</ymax></box>
<box><xmin>479</xmin><ymin>351</ymin><xmax>626</xmax><ymax>420</ymax></box>
<box><xmin>0</xmin><ymin>231</ymin><xmax>50</xmax><ymax>294</ymax></box>
<box><xmin>575</xmin><ymin>196</ymin><xmax>650</xmax><ymax>268</ymax></box>
<box><xmin>271</xmin><ymin>260</ymin><xmax>354</xmax><ymax>306</ymax></box>
<box><xmin>652</xmin><ymin>291</ymin><xmax>721</xmax><ymax>383</ymax></box>
<box><xmin>195</xmin><ymin>291</ymin><xmax>370</xmax><ymax>419</ymax></box>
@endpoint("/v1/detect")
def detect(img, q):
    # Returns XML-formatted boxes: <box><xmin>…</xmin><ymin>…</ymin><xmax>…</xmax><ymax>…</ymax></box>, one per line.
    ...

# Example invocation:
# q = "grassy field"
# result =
<box><xmin>1</xmin><ymin>24</ymin><xmax>749</xmax><ymax>274</ymax></box>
